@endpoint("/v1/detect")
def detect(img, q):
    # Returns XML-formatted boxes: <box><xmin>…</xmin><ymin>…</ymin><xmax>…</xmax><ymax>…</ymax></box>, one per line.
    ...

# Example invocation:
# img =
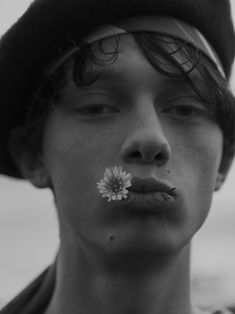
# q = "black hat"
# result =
<box><xmin>0</xmin><ymin>0</ymin><xmax>235</xmax><ymax>178</ymax></box>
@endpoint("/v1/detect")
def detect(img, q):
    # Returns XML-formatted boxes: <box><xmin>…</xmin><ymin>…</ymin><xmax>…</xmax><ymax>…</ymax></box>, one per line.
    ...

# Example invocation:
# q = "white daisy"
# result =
<box><xmin>97</xmin><ymin>166</ymin><xmax>132</xmax><ymax>202</ymax></box>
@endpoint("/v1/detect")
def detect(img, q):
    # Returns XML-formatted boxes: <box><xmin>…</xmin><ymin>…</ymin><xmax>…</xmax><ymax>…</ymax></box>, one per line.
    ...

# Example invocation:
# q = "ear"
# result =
<box><xmin>214</xmin><ymin>173</ymin><xmax>225</xmax><ymax>191</ymax></box>
<box><xmin>9</xmin><ymin>126</ymin><xmax>51</xmax><ymax>188</ymax></box>
<box><xmin>214</xmin><ymin>153</ymin><xmax>234</xmax><ymax>191</ymax></box>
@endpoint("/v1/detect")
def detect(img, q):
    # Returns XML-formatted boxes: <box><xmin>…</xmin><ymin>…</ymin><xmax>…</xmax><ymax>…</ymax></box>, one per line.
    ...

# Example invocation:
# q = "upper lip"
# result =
<box><xmin>127</xmin><ymin>177</ymin><xmax>176</xmax><ymax>195</ymax></box>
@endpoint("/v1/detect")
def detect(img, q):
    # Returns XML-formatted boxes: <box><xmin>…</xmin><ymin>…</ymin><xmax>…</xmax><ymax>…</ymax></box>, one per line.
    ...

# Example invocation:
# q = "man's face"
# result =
<box><xmin>40</xmin><ymin>34</ymin><xmax>223</xmax><ymax>257</ymax></box>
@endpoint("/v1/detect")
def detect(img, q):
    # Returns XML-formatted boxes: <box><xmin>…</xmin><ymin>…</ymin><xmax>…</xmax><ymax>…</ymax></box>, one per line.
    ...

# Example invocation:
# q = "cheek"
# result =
<box><xmin>170</xmin><ymin>125</ymin><xmax>223</xmax><ymax>224</ymax></box>
<box><xmin>42</xmin><ymin>114</ymin><xmax>122</xmax><ymax>223</ymax></box>
<box><xmin>43</xmin><ymin>115</ymin><xmax>118</xmax><ymax>173</ymax></box>
<box><xmin>171</xmin><ymin>121</ymin><xmax>223</xmax><ymax>181</ymax></box>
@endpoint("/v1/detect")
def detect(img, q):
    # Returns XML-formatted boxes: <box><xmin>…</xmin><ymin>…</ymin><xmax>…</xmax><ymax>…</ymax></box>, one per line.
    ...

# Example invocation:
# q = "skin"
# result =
<box><xmin>13</xmin><ymin>34</ymin><xmax>224</xmax><ymax>314</ymax></box>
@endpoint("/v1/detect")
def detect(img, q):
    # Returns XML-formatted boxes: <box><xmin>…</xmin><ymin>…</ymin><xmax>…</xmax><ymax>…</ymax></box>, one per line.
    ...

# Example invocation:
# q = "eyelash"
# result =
<box><xmin>75</xmin><ymin>104</ymin><xmax>119</xmax><ymax>115</ymax></box>
<box><xmin>74</xmin><ymin>103</ymin><xmax>208</xmax><ymax>121</ymax></box>
<box><xmin>163</xmin><ymin>104</ymin><xmax>206</xmax><ymax>117</ymax></box>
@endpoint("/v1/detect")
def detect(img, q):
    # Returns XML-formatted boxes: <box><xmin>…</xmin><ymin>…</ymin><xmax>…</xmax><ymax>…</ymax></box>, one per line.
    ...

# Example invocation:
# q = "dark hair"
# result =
<box><xmin>25</xmin><ymin>32</ymin><xmax>235</xmax><ymax>171</ymax></box>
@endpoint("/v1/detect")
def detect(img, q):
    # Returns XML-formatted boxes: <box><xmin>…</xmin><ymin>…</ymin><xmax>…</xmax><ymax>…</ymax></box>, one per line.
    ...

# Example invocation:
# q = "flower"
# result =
<box><xmin>97</xmin><ymin>166</ymin><xmax>132</xmax><ymax>202</ymax></box>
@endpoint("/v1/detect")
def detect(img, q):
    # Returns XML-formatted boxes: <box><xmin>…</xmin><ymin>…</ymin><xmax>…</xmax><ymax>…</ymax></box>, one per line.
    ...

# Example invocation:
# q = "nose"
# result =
<box><xmin>121</xmin><ymin>105</ymin><xmax>171</xmax><ymax>166</ymax></box>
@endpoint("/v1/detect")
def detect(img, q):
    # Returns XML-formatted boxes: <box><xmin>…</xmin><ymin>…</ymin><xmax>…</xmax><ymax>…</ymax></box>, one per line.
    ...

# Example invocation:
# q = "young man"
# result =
<box><xmin>0</xmin><ymin>0</ymin><xmax>235</xmax><ymax>313</ymax></box>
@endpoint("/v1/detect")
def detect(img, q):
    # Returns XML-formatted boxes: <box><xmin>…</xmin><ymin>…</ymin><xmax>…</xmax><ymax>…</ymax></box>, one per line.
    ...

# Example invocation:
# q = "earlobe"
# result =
<box><xmin>18</xmin><ymin>151</ymin><xmax>51</xmax><ymax>188</ymax></box>
<box><xmin>214</xmin><ymin>173</ymin><xmax>225</xmax><ymax>191</ymax></box>
<box><xmin>9</xmin><ymin>126</ymin><xmax>51</xmax><ymax>189</ymax></box>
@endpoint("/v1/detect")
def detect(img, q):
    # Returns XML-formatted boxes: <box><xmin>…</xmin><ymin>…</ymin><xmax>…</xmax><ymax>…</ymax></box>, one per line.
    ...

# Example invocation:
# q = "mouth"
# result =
<box><xmin>125</xmin><ymin>177</ymin><xmax>176</xmax><ymax>211</ymax></box>
<box><xmin>127</xmin><ymin>177</ymin><xmax>176</xmax><ymax>195</ymax></box>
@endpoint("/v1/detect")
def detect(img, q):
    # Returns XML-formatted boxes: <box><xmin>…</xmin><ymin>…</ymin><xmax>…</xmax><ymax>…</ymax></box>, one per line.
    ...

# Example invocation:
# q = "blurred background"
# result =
<box><xmin>0</xmin><ymin>0</ymin><xmax>235</xmax><ymax>310</ymax></box>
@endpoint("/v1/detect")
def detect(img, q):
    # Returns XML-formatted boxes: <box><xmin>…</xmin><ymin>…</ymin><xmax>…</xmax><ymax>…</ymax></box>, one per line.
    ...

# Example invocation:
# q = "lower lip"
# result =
<box><xmin>124</xmin><ymin>191</ymin><xmax>174</xmax><ymax>211</ymax></box>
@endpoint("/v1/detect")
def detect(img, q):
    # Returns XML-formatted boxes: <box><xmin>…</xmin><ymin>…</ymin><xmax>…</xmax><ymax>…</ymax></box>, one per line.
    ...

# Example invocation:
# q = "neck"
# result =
<box><xmin>45</xmin><ymin>237</ymin><xmax>193</xmax><ymax>314</ymax></box>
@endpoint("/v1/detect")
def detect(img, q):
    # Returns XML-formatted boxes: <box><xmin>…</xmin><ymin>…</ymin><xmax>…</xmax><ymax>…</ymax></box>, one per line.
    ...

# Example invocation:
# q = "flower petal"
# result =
<box><xmin>105</xmin><ymin>168</ymin><xmax>113</xmax><ymax>179</ymax></box>
<box><xmin>117</xmin><ymin>194</ymin><xmax>122</xmax><ymax>200</ymax></box>
<box><xmin>113</xmin><ymin>166</ymin><xmax>118</xmax><ymax>177</ymax></box>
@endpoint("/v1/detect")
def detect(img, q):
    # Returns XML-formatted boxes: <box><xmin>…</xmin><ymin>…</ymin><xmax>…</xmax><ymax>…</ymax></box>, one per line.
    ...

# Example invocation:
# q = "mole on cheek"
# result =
<box><xmin>109</xmin><ymin>235</ymin><xmax>115</xmax><ymax>241</ymax></box>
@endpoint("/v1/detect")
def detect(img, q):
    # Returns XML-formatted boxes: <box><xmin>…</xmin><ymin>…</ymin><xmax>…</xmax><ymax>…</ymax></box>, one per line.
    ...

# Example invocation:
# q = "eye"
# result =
<box><xmin>76</xmin><ymin>104</ymin><xmax>119</xmax><ymax>115</ymax></box>
<box><xmin>165</xmin><ymin>105</ymin><xmax>205</xmax><ymax>117</ymax></box>
<box><xmin>161</xmin><ymin>94</ymin><xmax>211</xmax><ymax>119</ymax></box>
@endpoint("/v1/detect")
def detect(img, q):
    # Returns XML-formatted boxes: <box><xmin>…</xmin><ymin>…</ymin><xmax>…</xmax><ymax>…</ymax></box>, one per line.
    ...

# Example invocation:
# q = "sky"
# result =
<box><xmin>0</xmin><ymin>0</ymin><xmax>235</xmax><ymax>309</ymax></box>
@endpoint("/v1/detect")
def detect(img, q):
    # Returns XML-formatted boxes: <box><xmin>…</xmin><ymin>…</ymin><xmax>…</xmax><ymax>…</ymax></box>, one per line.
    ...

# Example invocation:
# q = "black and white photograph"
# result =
<box><xmin>0</xmin><ymin>1</ymin><xmax>235</xmax><ymax>313</ymax></box>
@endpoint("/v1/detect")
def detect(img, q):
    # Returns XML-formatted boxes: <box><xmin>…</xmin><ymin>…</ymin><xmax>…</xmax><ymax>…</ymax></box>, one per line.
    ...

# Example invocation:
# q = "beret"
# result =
<box><xmin>0</xmin><ymin>0</ymin><xmax>235</xmax><ymax>178</ymax></box>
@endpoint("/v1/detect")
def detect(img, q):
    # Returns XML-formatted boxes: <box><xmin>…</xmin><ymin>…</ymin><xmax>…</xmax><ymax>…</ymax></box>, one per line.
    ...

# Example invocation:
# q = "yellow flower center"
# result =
<box><xmin>111</xmin><ymin>179</ymin><xmax>123</xmax><ymax>192</ymax></box>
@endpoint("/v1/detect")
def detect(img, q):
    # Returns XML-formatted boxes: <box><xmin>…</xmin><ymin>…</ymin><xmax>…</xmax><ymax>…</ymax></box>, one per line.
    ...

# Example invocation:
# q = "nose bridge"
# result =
<box><xmin>121</xmin><ymin>102</ymin><xmax>172</xmax><ymax>165</ymax></box>
<box><xmin>134</xmin><ymin>102</ymin><xmax>162</xmax><ymax>135</ymax></box>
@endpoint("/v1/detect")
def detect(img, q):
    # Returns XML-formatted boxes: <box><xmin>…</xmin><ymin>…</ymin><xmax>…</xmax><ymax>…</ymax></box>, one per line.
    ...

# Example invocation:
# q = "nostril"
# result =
<box><xmin>126</xmin><ymin>150</ymin><xmax>169</xmax><ymax>164</ymax></box>
<box><xmin>128</xmin><ymin>150</ymin><xmax>167</xmax><ymax>164</ymax></box>
<box><xmin>121</xmin><ymin>135</ymin><xmax>172</xmax><ymax>165</ymax></box>
<box><xmin>130</xmin><ymin>151</ymin><xmax>142</xmax><ymax>158</ymax></box>
<box><xmin>155</xmin><ymin>152</ymin><xmax>166</xmax><ymax>161</ymax></box>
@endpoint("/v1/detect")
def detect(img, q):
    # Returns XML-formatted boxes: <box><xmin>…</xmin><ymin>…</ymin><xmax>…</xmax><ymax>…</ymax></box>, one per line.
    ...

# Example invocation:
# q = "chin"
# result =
<box><xmin>100</xmin><ymin>227</ymin><xmax>192</xmax><ymax>261</ymax></box>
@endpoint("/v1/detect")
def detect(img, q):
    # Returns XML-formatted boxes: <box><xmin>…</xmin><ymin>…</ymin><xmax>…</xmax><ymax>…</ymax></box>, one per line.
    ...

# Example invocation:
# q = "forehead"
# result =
<box><xmin>67</xmin><ymin>33</ymin><xmax>207</xmax><ymax>93</ymax></box>
<box><xmin>57</xmin><ymin>33</ymin><xmax>213</xmax><ymax>110</ymax></box>
<box><xmin>87</xmin><ymin>34</ymin><xmax>150</xmax><ymax>78</ymax></box>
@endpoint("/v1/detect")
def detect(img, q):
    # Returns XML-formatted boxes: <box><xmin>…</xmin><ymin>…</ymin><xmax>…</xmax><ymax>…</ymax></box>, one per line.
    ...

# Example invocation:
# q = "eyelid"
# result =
<box><xmin>163</xmin><ymin>105</ymin><xmax>204</xmax><ymax>113</ymax></box>
<box><xmin>66</xmin><ymin>91</ymin><xmax>120</xmax><ymax>106</ymax></box>
<box><xmin>164</xmin><ymin>95</ymin><xmax>211</xmax><ymax>110</ymax></box>
<box><xmin>165</xmin><ymin>94</ymin><xmax>204</xmax><ymax>104</ymax></box>
<box><xmin>75</xmin><ymin>104</ymin><xmax>120</xmax><ymax>114</ymax></box>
